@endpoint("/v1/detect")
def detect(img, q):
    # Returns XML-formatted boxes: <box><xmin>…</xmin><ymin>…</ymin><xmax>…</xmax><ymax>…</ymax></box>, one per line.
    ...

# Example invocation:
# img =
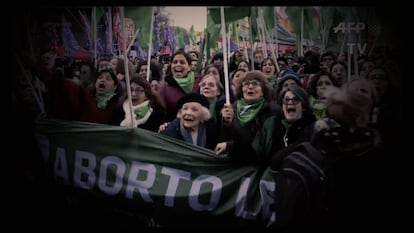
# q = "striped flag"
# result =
<box><xmin>61</xmin><ymin>14</ymin><xmax>80</xmax><ymax>57</ymax></box>
<box><xmin>163</xmin><ymin>20</ymin><xmax>173</xmax><ymax>55</ymax></box>
<box><xmin>170</xmin><ymin>26</ymin><xmax>177</xmax><ymax>52</ymax></box>
<box><xmin>134</xmin><ymin>40</ymin><xmax>147</xmax><ymax>58</ymax></box>
<box><xmin>78</xmin><ymin>10</ymin><xmax>93</xmax><ymax>61</ymax></box>
<box><xmin>153</xmin><ymin>11</ymin><xmax>161</xmax><ymax>54</ymax></box>
<box><xmin>113</xmin><ymin>7</ymin><xmax>125</xmax><ymax>53</ymax></box>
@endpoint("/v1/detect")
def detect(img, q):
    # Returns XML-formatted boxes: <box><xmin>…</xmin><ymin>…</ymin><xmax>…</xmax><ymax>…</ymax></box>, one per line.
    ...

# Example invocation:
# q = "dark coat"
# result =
<box><xmin>162</xmin><ymin>118</ymin><xmax>219</xmax><ymax>151</ymax></box>
<box><xmin>311</xmin><ymin>125</ymin><xmax>386</xmax><ymax>229</ymax></box>
<box><xmin>158</xmin><ymin>73</ymin><xmax>202</xmax><ymax>121</ymax></box>
<box><xmin>228</xmin><ymin>115</ymin><xmax>315</xmax><ymax>167</ymax></box>
<box><xmin>222</xmin><ymin>101</ymin><xmax>281</xmax><ymax>150</ymax></box>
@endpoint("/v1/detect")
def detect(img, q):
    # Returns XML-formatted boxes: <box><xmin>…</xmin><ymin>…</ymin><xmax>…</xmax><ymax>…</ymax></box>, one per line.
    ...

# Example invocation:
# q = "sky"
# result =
<box><xmin>164</xmin><ymin>7</ymin><xmax>207</xmax><ymax>32</ymax></box>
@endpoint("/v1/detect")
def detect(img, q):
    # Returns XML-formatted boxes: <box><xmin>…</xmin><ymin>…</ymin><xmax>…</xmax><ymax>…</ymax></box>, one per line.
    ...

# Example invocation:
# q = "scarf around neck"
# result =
<box><xmin>208</xmin><ymin>99</ymin><xmax>217</xmax><ymax>123</ymax></box>
<box><xmin>236</xmin><ymin>97</ymin><xmax>265</xmax><ymax>126</ymax></box>
<box><xmin>174</xmin><ymin>71</ymin><xmax>195</xmax><ymax>94</ymax></box>
<box><xmin>309</xmin><ymin>96</ymin><xmax>327</xmax><ymax>120</ymax></box>
<box><xmin>134</xmin><ymin>101</ymin><xmax>150</xmax><ymax>119</ymax></box>
<box><xmin>120</xmin><ymin>100</ymin><xmax>153</xmax><ymax>127</ymax></box>
<box><xmin>180</xmin><ymin>120</ymin><xmax>207</xmax><ymax>147</ymax></box>
<box><xmin>267</xmin><ymin>75</ymin><xmax>277</xmax><ymax>89</ymax></box>
<box><xmin>96</xmin><ymin>91</ymin><xmax>116</xmax><ymax>109</ymax></box>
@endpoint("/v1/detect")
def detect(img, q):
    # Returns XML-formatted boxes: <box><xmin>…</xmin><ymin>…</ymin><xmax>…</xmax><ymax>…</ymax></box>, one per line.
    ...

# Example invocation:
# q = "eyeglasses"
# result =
<box><xmin>282</xmin><ymin>96</ymin><xmax>301</xmax><ymax>105</ymax></box>
<box><xmin>242</xmin><ymin>80</ymin><xmax>261</xmax><ymax>87</ymax></box>
<box><xmin>131</xmin><ymin>88</ymin><xmax>145</xmax><ymax>93</ymax></box>
<box><xmin>199</xmin><ymin>82</ymin><xmax>216</xmax><ymax>88</ymax></box>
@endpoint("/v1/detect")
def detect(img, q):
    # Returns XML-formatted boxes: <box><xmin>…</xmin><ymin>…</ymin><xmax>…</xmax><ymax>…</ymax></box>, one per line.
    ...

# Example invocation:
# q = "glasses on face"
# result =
<box><xmin>131</xmin><ymin>88</ymin><xmax>145</xmax><ymax>93</ymax></box>
<box><xmin>282</xmin><ymin>96</ymin><xmax>300</xmax><ymax>105</ymax></box>
<box><xmin>242</xmin><ymin>80</ymin><xmax>261</xmax><ymax>87</ymax></box>
<box><xmin>199</xmin><ymin>82</ymin><xmax>216</xmax><ymax>88</ymax></box>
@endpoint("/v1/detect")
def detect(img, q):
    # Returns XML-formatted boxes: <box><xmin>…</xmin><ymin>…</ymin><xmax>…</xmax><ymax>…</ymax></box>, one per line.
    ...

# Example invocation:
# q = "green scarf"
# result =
<box><xmin>96</xmin><ymin>91</ymin><xmax>116</xmax><ymax>109</ymax></box>
<box><xmin>134</xmin><ymin>103</ymin><xmax>150</xmax><ymax>120</ymax></box>
<box><xmin>267</xmin><ymin>75</ymin><xmax>277</xmax><ymax>90</ymax></box>
<box><xmin>309</xmin><ymin>96</ymin><xmax>327</xmax><ymax>120</ymax></box>
<box><xmin>236</xmin><ymin>97</ymin><xmax>265</xmax><ymax>126</ymax></box>
<box><xmin>208</xmin><ymin>99</ymin><xmax>217</xmax><ymax>123</ymax></box>
<box><xmin>174</xmin><ymin>71</ymin><xmax>195</xmax><ymax>94</ymax></box>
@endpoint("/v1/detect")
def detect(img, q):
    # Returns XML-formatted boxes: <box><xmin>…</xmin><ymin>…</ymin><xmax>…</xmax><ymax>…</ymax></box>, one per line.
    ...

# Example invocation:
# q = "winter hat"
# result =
<box><xmin>280</xmin><ymin>69</ymin><xmax>301</xmax><ymax>86</ymax></box>
<box><xmin>177</xmin><ymin>93</ymin><xmax>210</xmax><ymax>110</ymax></box>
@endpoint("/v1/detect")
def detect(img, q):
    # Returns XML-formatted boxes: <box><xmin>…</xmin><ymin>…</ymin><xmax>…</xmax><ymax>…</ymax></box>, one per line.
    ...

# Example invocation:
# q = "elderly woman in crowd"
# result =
<box><xmin>162</xmin><ymin>93</ymin><xmax>218</xmax><ymax>150</ymax></box>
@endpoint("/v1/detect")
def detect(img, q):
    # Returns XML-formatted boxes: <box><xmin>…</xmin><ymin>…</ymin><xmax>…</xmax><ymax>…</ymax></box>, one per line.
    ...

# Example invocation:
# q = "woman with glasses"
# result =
<box><xmin>215</xmin><ymin>71</ymin><xmax>281</xmax><ymax>155</ymax></box>
<box><xmin>216</xmin><ymin>85</ymin><xmax>315</xmax><ymax>168</ymax></box>
<box><xmin>116</xmin><ymin>75</ymin><xmax>166</xmax><ymax>132</ymax></box>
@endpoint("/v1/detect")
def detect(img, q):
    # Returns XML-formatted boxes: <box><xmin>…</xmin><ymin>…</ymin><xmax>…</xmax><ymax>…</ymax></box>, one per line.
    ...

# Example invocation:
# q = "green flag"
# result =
<box><xmin>175</xmin><ymin>26</ymin><xmax>186</xmax><ymax>48</ymax></box>
<box><xmin>124</xmin><ymin>6</ymin><xmax>153</xmax><ymax>49</ymax></box>
<box><xmin>189</xmin><ymin>25</ymin><xmax>196</xmax><ymax>45</ymax></box>
<box><xmin>285</xmin><ymin>7</ymin><xmax>320</xmax><ymax>43</ymax></box>
<box><xmin>206</xmin><ymin>13</ymin><xmax>221</xmax><ymax>49</ymax></box>
<box><xmin>262</xmin><ymin>6</ymin><xmax>275</xmax><ymax>32</ymax></box>
<box><xmin>208</xmin><ymin>6</ymin><xmax>251</xmax><ymax>24</ymax></box>
<box><xmin>35</xmin><ymin>118</ymin><xmax>275</xmax><ymax>227</ymax></box>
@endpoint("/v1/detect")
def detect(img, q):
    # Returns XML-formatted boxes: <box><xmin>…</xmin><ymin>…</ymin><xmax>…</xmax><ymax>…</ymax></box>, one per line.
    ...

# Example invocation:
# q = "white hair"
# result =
<box><xmin>177</xmin><ymin>105</ymin><xmax>211</xmax><ymax>122</ymax></box>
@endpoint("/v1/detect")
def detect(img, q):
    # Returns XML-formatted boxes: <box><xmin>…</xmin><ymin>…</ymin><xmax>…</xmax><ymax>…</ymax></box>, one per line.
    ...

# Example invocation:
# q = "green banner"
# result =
<box><xmin>35</xmin><ymin>119</ymin><xmax>275</xmax><ymax>227</ymax></box>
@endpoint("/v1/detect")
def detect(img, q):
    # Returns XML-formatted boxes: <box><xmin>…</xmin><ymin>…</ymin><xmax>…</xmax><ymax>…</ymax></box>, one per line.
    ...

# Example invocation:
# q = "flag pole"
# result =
<box><xmin>248</xmin><ymin>7</ymin><xmax>255</xmax><ymax>70</ymax></box>
<box><xmin>146</xmin><ymin>7</ymin><xmax>156</xmax><ymax>82</ymax></box>
<box><xmin>126</xmin><ymin>28</ymin><xmax>141</xmax><ymax>53</ymax></box>
<box><xmin>220</xmin><ymin>7</ymin><xmax>230</xmax><ymax>104</ymax></box>
<box><xmin>120</xmin><ymin>6</ymin><xmax>135</xmax><ymax>128</ymax></box>
<box><xmin>300</xmin><ymin>7</ymin><xmax>304</xmax><ymax>56</ymax></box>
<box><xmin>107</xmin><ymin>7</ymin><xmax>114</xmax><ymax>56</ymax></box>
<box><xmin>93</xmin><ymin>6</ymin><xmax>97</xmax><ymax>65</ymax></box>
<box><xmin>274</xmin><ymin>6</ymin><xmax>279</xmax><ymax>58</ymax></box>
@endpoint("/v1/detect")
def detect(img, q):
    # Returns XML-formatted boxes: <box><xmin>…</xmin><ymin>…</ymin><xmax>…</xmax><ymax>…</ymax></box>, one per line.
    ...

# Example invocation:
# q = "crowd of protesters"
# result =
<box><xmin>13</xmin><ymin>43</ymin><xmax>402</xmax><ymax>229</ymax></box>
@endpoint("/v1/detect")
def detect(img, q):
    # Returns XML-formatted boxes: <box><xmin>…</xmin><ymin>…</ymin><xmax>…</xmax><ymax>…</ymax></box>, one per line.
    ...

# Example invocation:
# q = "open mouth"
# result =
<box><xmin>183</xmin><ymin>118</ymin><xmax>195</xmax><ymax>123</ymax></box>
<box><xmin>98</xmin><ymin>83</ymin><xmax>106</xmax><ymax>88</ymax></box>
<box><xmin>286</xmin><ymin>106</ymin><xmax>297</xmax><ymax>114</ymax></box>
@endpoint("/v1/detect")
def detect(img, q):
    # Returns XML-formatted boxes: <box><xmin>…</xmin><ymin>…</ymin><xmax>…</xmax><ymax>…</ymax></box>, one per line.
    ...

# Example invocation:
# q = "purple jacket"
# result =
<box><xmin>158</xmin><ymin>73</ymin><xmax>202</xmax><ymax>121</ymax></box>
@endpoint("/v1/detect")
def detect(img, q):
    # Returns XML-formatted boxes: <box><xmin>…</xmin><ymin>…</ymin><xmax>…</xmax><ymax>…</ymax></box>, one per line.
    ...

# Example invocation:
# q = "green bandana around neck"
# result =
<box><xmin>134</xmin><ymin>103</ymin><xmax>150</xmax><ymax>119</ymax></box>
<box><xmin>267</xmin><ymin>75</ymin><xmax>277</xmax><ymax>89</ymax></box>
<box><xmin>96</xmin><ymin>91</ymin><xmax>116</xmax><ymax>109</ymax></box>
<box><xmin>236</xmin><ymin>97</ymin><xmax>265</xmax><ymax>126</ymax></box>
<box><xmin>309</xmin><ymin>96</ymin><xmax>327</xmax><ymax>120</ymax></box>
<box><xmin>174</xmin><ymin>71</ymin><xmax>195</xmax><ymax>94</ymax></box>
<box><xmin>208</xmin><ymin>99</ymin><xmax>217</xmax><ymax>123</ymax></box>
